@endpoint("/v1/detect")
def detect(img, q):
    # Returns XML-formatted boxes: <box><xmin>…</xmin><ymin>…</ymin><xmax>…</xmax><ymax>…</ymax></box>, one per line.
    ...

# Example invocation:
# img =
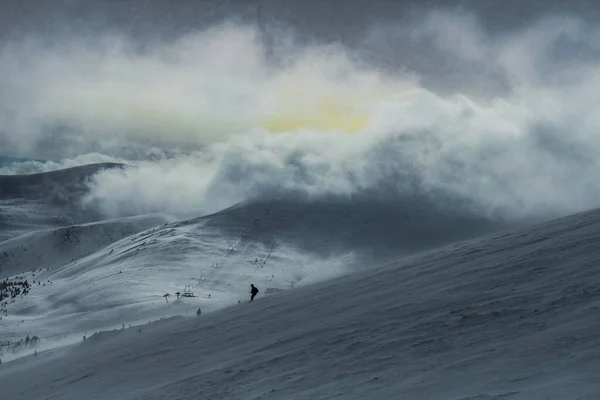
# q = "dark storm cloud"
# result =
<box><xmin>2</xmin><ymin>0</ymin><xmax>600</xmax><ymax>42</ymax></box>
<box><xmin>3</xmin><ymin>0</ymin><xmax>600</xmax><ymax>223</ymax></box>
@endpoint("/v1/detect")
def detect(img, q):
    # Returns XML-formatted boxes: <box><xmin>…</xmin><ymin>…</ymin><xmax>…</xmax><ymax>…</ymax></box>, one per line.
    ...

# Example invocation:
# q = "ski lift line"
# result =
<box><xmin>194</xmin><ymin>205</ymin><xmax>302</xmax><ymax>289</ymax></box>
<box><xmin>247</xmin><ymin>210</ymin><xmax>304</xmax><ymax>276</ymax></box>
<box><xmin>195</xmin><ymin>229</ymin><xmax>248</xmax><ymax>288</ymax></box>
<box><xmin>252</xmin><ymin>239</ymin><xmax>277</xmax><ymax>272</ymax></box>
<box><xmin>214</xmin><ymin>213</ymin><xmax>275</xmax><ymax>276</ymax></box>
<box><xmin>243</xmin><ymin>209</ymin><xmax>303</xmax><ymax>275</ymax></box>
<box><xmin>195</xmin><ymin>235</ymin><xmax>247</xmax><ymax>287</ymax></box>
<box><xmin>2</xmin><ymin>211</ymin><xmax>285</xmax><ymax>354</ymax></box>
<box><xmin>194</xmin><ymin>206</ymin><xmax>277</xmax><ymax>287</ymax></box>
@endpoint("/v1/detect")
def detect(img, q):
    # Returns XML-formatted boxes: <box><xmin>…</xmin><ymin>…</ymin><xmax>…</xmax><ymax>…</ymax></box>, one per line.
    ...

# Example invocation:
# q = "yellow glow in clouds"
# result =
<box><xmin>261</xmin><ymin>96</ymin><xmax>372</xmax><ymax>133</ymax></box>
<box><xmin>259</xmin><ymin>78</ymin><xmax>400</xmax><ymax>133</ymax></box>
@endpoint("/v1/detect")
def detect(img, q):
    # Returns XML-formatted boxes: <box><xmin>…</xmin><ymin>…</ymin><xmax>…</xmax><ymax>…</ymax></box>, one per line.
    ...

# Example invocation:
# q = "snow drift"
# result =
<box><xmin>2</xmin><ymin>4</ymin><xmax>600</xmax><ymax>398</ymax></box>
<box><xmin>1</xmin><ymin>205</ymin><xmax>599</xmax><ymax>399</ymax></box>
<box><xmin>0</xmin><ymin>189</ymin><xmax>503</xmax><ymax>349</ymax></box>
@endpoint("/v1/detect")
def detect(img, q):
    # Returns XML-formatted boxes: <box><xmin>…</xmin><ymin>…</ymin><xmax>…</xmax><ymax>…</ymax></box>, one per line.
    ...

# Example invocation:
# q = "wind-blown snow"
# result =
<box><xmin>2</xmin><ymin>3</ymin><xmax>600</xmax><ymax>399</ymax></box>
<box><xmin>1</xmin><ymin>191</ymin><xmax>494</xmax><ymax>352</ymax></box>
<box><xmin>0</xmin><ymin>163</ymin><xmax>131</xmax><ymax>241</ymax></box>
<box><xmin>3</xmin><ymin>11</ymin><xmax>600</xmax><ymax>221</ymax></box>
<box><xmin>0</xmin><ymin>213</ymin><xmax>175</xmax><ymax>277</ymax></box>
<box><xmin>2</xmin><ymin>206</ymin><xmax>600</xmax><ymax>399</ymax></box>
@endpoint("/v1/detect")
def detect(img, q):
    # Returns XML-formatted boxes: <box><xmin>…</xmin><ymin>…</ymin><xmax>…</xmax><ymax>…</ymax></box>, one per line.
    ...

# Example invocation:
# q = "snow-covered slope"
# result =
<box><xmin>0</xmin><ymin>163</ymin><xmax>127</xmax><ymax>241</ymax></box>
<box><xmin>0</xmin><ymin>163</ymin><xmax>124</xmax><ymax>202</ymax></box>
<box><xmin>2</xmin><ymin>207</ymin><xmax>600</xmax><ymax>399</ymax></box>
<box><xmin>0</xmin><ymin>173</ymin><xmax>508</xmax><ymax>350</ymax></box>
<box><xmin>0</xmin><ymin>214</ymin><xmax>175</xmax><ymax>277</ymax></box>
<box><xmin>0</xmin><ymin>199</ymin><xmax>361</xmax><ymax>347</ymax></box>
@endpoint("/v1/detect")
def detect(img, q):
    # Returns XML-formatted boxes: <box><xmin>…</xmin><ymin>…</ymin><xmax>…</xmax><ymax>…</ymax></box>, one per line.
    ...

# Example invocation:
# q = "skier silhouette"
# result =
<box><xmin>250</xmin><ymin>284</ymin><xmax>259</xmax><ymax>301</ymax></box>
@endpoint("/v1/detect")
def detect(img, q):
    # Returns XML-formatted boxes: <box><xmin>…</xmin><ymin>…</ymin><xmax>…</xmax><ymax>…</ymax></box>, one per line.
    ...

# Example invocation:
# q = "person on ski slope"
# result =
<box><xmin>250</xmin><ymin>284</ymin><xmax>259</xmax><ymax>301</ymax></box>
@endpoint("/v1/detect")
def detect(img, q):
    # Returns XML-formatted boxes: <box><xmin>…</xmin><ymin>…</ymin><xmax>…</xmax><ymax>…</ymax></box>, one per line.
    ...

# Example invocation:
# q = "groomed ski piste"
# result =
<box><xmin>1</xmin><ymin>178</ymin><xmax>600</xmax><ymax>399</ymax></box>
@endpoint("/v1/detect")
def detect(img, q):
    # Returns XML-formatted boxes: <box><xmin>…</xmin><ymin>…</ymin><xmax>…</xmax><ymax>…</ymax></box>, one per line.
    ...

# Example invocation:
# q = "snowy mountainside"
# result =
<box><xmin>0</xmin><ymin>181</ymin><xmax>509</xmax><ymax>348</ymax></box>
<box><xmin>0</xmin><ymin>163</ymin><xmax>127</xmax><ymax>241</ymax></box>
<box><xmin>2</xmin><ymin>206</ymin><xmax>600</xmax><ymax>399</ymax></box>
<box><xmin>0</xmin><ymin>162</ymin><xmax>124</xmax><ymax>202</ymax></box>
<box><xmin>5</xmin><ymin>2</ymin><xmax>600</xmax><ymax>397</ymax></box>
<box><xmin>193</xmin><ymin>195</ymin><xmax>507</xmax><ymax>261</ymax></box>
<box><xmin>0</xmin><ymin>199</ymin><xmax>356</xmax><ymax>348</ymax></box>
<box><xmin>0</xmin><ymin>214</ymin><xmax>175</xmax><ymax>277</ymax></box>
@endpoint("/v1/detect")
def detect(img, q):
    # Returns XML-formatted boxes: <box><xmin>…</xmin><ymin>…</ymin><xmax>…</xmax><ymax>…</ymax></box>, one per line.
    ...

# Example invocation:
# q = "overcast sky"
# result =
<box><xmin>2</xmin><ymin>0</ymin><xmax>599</xmax><ymax>42</ymax></box>
<box><xmin>2</xmin><ymin>0</ymin><xmax>600</xmax><ymax>159</ymax></box>
<box><xmin>3</xmin><ymin>0</ymin><xmax>598</xmax><ymax>92</ymax></box>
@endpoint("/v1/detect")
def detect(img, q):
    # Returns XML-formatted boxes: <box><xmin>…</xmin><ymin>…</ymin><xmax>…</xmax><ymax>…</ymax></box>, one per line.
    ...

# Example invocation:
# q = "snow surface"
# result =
<box><xmin>0</xmin><ymin>179</ymin><xmax>504</xmax><ymax>350</ymax></box>
<box><xmin>2</xmin><ymin>189</ymin><xmax>600</xmax><ymax>398</ymax></box>
<box><xmin>4</xmin><ymin>6</ymin><xmax>600</xmax><ymax>398</ymax></box>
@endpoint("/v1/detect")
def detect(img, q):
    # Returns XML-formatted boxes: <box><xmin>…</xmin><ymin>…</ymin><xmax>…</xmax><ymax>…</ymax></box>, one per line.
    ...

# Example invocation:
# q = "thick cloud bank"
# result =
<box><xmin>2</xmin><ymin>11</ymin><xmax>600</xmax><ymax>222</ymax></box>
